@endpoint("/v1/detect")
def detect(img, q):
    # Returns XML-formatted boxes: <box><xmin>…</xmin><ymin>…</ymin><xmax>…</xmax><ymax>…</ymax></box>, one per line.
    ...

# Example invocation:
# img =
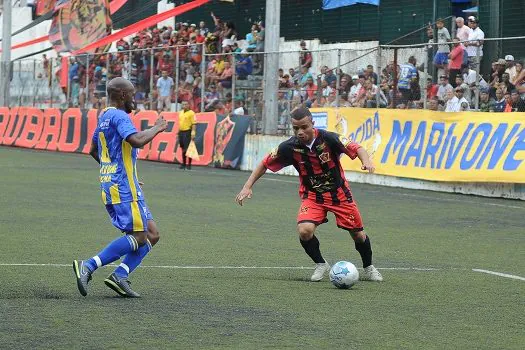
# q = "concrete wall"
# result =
<box><xmin>242</xmin><ymin>135</ymin><xmax>525</xmax><ymax>201</ymax></box>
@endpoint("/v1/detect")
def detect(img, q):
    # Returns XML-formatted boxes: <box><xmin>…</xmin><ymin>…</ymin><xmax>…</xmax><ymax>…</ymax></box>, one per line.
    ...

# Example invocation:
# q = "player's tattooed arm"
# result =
<box><xmin>89</xmin><ymin>141</ymin><xmax>100</xmax><ymax>164</ymax></box>
<box><xmin>236</xmin><ymin>161</ymin><xmax>267</xmax><ymax>206</ymax></box>
<box><xmin>357</xmin><ymin>147</ymin><xmax>375</xmax><ymax>173</ymax></box>
<box><xmin>126</xmin><ymin>116</ymin><xmax>168</xmax><ymax>148</ymax></box>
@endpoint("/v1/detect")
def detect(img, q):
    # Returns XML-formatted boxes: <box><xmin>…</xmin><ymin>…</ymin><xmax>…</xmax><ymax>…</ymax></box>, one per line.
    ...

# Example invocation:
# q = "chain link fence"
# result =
<box><xmin>7</xmin><ymin>36</ymin><xmax>525</xmax><ymax>135</ymax></box>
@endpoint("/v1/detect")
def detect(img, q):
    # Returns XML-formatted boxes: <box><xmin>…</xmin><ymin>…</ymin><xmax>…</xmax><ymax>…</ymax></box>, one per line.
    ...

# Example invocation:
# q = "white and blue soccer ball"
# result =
<box><xmin>329</xmin><ymin>261</ymin><xmax>359</xmax><ymax>289</ymax></box>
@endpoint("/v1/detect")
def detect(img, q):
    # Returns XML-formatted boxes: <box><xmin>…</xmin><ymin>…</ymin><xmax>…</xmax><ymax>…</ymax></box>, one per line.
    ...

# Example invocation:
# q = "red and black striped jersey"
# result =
<box><xmin>263</xmin><ymin>129</ymin><xmax>362</xmax><ymax>206</ymax></box>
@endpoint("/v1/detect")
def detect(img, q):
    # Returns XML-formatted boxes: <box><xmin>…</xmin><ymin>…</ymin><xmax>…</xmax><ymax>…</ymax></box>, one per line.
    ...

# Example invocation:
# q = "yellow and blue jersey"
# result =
<box><xmin>92</xmin><ymin>107</ymin><xmax>143</xmax><ymax>205</ymax></box>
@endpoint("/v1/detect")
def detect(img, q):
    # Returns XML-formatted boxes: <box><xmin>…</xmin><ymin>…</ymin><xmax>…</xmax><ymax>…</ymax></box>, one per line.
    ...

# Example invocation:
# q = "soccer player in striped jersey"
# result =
<box><xmin>73</xmin><ymin>77</ymin><xmax>167</xmax><ymax>298</ymax></box>
<box><xmin>235</xmin><ymin>107</ymin><xmax>383</xmax><ymax>282</ymax></box>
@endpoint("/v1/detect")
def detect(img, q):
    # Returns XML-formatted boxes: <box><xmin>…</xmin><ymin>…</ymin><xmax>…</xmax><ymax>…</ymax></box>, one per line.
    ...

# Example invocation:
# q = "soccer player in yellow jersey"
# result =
<box><xmin>178</xmin><ymin>100</ymin><xmax>197</xmax><ymax>170</ymax></box>
<box><xmin>73</xmin><ymin>77</ymin><xmax>167</xmax><ymax>298</ymax></box>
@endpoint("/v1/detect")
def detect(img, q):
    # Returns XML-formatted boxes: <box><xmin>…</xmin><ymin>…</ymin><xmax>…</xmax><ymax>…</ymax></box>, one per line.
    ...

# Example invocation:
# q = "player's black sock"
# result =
<box><xmin>354</xmin><ymin>235</ymin><xmax>372</xmax><ymax>268</ymax></box>
<box><xmin>181</xmin><ymin>154</ymin><xmax>187</xmax><ymax>167</ymax></box>
<box><xmin>300</xmin><ymin>235</ymin><xmax>325</xmax><ymax>263</ymax></box>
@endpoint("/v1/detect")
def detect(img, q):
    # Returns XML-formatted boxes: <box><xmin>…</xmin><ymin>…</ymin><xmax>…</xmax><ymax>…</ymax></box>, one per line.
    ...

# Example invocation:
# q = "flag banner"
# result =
<box><xmin>37</xmin><ymin>0</ymin><xmax>57</xmax><ymax>16</ymax></box>
<box><xmin>7</xmin><ymin>0</ymin><xmax>126</xmax><ymax>49</ymax></box>
<box><xmin>213</xmin><ymin>114</ymin><xmax>252</xmax><ymax>169</ymax></box>
<box><xmin>55</xmin><ymin>0</ymin><xmax>71</xmax><ymax>10</ymax></box>
<box><xmin>73</xmin><ymin>0</ymin><xmax>210</xmax><ymax>55</ymax></box>
<box><xmin>0</xmin><ymin>108</ymin><xmax>251</xmax><ymax>169</ymax></box>
<box><xmin>322</xmin><ymin>0</ymin><xmax>379</xmax><ymax>10</ymax></box>
<box><xmin>311</xmin><ymin>108</ymin><xmax>525</xmax><ymax>183</ymax></box>
<box><xmin>186</xmin><ymin>141</ymin><xmax>200</xmax><ymax>161</ymax></box>
<box><xmin>49</xmin><ymin>0</ymin><xmax>113</xmax><ymax>54</ymax></box>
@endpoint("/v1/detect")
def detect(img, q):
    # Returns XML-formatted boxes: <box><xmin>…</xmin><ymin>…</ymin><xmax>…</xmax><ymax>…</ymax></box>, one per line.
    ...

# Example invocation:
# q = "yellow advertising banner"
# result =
<box><xmin>310</xmin><ymin>108</ymin><xmax>525</xmax><ymax>183</ymax></box>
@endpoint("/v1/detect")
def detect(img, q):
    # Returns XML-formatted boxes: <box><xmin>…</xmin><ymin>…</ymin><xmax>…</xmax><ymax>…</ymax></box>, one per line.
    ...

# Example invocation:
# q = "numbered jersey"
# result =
<box><xmin>92</xmin><ymin>107</ymin><xmax>143</xmax><ymax>205</ymax></box>
<box><xmin>398</xmin><ymin>63</ymin><xmax>417</xmax><ymax>90</ymax></box>
<box><xmin>263</xmin><ymin>129</ymin><xmax>362</xmax><ymax>206</ymax></box>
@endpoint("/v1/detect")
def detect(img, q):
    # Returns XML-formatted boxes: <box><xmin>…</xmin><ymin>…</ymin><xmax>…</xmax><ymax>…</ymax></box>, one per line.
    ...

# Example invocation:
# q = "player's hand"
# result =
<box><xmin>235</xmin><ymin>187</ymin><xmax>252</xmax><ymax>206</ymax></box>
<box><xmin>155</xmin><ymin>116</ymin><xmax>168</xmax><ymax>132</ymax></box>
<box><xmin>361</xmin><ymin>161</ymin><xmax>375</xmax><ymax>173</ymax></box>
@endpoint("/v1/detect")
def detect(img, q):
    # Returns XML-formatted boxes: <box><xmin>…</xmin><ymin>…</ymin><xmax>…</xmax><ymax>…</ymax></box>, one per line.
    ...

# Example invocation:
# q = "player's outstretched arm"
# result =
<box><xmin>357</xmin><ymin>147</ymin><xmax>375</xmax><ymax>173</ymax></box>
<box><xmin>235</xmin><ymin>161</ymin><xmax>267</xmax><ymax>206</ymax></box>
<box><xmin>127</xmin><ymin>116</ymin><xmax>168</xmax><ymax>148</ymax></box>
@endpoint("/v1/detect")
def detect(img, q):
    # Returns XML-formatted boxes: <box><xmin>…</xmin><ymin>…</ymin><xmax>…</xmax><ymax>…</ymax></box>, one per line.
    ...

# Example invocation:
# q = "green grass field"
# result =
<box><xmin>0</xmin><ymin>146</ymin><xmax>524</xmax><ymax>349</ymax></box>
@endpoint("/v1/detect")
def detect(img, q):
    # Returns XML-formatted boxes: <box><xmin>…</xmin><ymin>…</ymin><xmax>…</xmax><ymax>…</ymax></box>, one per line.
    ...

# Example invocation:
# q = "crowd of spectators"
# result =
<box><xmin>33</xmin><ymin>12</ymin><xmax>525</xmax><ymax>122</ymax></box>
<box><xmin>278</xmin><ymin>15</ymin><xmax>525</xmax><ymax>115</ymax></box>
<box><xmin>58</xmin><ymin>12</ymin><xmax>265</xmax><ymax>116</ymax></box>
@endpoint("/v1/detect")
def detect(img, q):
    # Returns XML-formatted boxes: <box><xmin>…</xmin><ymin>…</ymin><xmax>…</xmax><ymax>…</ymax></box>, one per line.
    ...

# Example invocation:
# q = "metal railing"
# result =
<box><xmin>8</xmin><ymin>35</ymin><xmax>525</xmax><ymax>135</ymax></box>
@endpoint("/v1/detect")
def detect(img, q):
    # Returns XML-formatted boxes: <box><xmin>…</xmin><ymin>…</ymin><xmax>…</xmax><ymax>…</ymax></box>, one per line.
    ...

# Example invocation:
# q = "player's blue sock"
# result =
<box><xmin>84</xmin><ymin>235</ymin><xmax>139</xmax><ymax>272</ymax></box>
<box><xmin>114</xmin><ymin>239</ymin><xmax>152</xmax><ymax>278</ymax></box>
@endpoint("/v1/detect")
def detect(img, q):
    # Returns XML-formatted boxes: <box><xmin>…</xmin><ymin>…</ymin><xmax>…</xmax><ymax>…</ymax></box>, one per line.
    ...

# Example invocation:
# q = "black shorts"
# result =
<box><xmin>178</xmin><ymin>130</ymin><xmax>192</xmax><ymax>150</ymax></box>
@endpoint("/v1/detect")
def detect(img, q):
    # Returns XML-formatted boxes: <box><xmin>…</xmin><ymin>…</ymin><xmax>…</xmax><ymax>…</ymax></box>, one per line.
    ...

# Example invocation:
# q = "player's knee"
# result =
<box><xmin>148</xmin><ymin>229</ymin><xmax>160</xmax><ymax>246</ymax></box>
<box><xmin>350</xmin><ymin>230</ymin><xmax>366</xmax><ymax>243</ymax></box>
<box><xmin>132</xmin><ymin>231</ymin><xmax>148</xmax><ymax>246</ymax></box>
<box><xmin>297</xmin><ymin>224</ymin><xmax>315</xmax><ymax>241</ymax></box>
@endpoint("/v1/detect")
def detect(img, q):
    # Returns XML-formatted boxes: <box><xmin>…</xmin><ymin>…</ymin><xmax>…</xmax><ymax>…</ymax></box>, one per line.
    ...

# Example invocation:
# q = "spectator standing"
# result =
<box><xmin>398</xmin><ymin>56</ymin><xmax>418</xmax><ymax>107</ymax></box>
<box><xmin>511</xmin><ymin>61</ymin><xmax>524</xmax><ymax>86</ymax></box>
<box><xmin>448</xmin><ymin>38</ymin><xmax>464</xmax><ymax>87</ymax></box>
<box><xmin>434</xmin><ymin>19</ymin><xmax>451</xmax><ymax>79</ymax></box>
<box><xmin>157</xmin><ymin>71</ymin><xmax>174</xmax><ymax>111</ymax></box>
<box><xmin>300</xmin><ymin>41</ymin><xmax>313</xmax><ymax>71</ymax></box>
<box><xmin>465</xmin><ymin>17</ymin><xmax>484</xmax><ymax>69</ymax></box>
<box><xmin>365</xmin><ymin>65</ymin><xmax>378</xmax><ymax>85</ymax></box>
<box><xmin>178</xmin><ymin>100</ymin><xmax>197</xmax><ymax>170</ymax></box>
<box><xmin>505</xmin><ymin>55</ymin><xmax>518</xmax><ymax>82</ymax></box>
<box><xmin>349</xmin><ymin>74</ymin><xmax>364</xmax><ymax>105</ymax></box>
<box><xmin>199</xmin><ymin>21</ymin><xmax>209</xmax><ymax>36</ymax></box>
<box><xmin>455</xmin><ymin>17</ymin><xmax>472</xmax><ymax>43</ymax></box>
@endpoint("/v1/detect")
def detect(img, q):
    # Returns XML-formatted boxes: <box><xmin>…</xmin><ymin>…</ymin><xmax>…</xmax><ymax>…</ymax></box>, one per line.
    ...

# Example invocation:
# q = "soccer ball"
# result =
<box><xmin>329</xmin><ymin>261</ymin><xmax>359</xmax><ymax>289</ymax></box>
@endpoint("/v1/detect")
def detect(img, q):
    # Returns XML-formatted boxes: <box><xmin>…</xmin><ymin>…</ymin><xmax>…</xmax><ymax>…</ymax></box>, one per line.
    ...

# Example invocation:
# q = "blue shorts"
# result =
<box><xmin>434</xmin><ymin>52</ymin><xmax>449</xmax><ymax>65</ymax></box>
<box><xmin>105</xmin><ymin>200</ymin><xmax>153</xmax><ymax>233</ymax></box>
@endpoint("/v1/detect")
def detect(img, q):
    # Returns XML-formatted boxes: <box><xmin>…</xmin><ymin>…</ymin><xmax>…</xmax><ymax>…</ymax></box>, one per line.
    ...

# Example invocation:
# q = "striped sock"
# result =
<box><xmin>114</xmin><ymin>239</ymin><xmax>152</xmax><ymax>278</ymax></box>
<box><xmin>85</xmin><ymin>235</ymin><xmax>139</xmax><ymax>272</ymax></box>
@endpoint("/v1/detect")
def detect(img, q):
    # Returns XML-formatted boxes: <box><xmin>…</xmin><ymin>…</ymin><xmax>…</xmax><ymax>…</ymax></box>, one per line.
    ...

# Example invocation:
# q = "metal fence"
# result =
<box><xmin>8</xmin><ymin>36</ymin><xmax>525</xmax><ymax>135</ymax></box>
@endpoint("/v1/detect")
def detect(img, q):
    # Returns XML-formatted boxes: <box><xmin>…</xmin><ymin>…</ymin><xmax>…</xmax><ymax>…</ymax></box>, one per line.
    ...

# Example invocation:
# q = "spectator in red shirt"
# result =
<box><xmin>448</xmin><ymin>38</ymin><xmax>464</xmax><ymax>87</ymax></box>
<box><xmin>303</xmin><ymin>77</ymin><xmax>317</xmax><ymax>101</ymax></box>
<box><xmin>426</xmin><ymin>78</ymin><xmax>439</xmax><ymax>99</ymax></box>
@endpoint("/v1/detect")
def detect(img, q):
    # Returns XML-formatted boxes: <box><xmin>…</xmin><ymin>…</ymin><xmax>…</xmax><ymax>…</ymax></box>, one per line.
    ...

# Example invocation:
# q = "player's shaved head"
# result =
<box><xmin>107</xmin><ymin>77</ymin><xmax>134</xmax><ymax>96</ymax></box>
<box><xmin>107</xmin><ymin>77</ymin><xmax>136</xmax><ymax>113</ymax></box>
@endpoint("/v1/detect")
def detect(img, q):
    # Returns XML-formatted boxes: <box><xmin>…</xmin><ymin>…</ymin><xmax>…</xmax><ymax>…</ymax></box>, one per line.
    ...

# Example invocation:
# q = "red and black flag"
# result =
<box><xmin>48</xmin><ymin>0</ymin><xmax>113</xmax><ymax>54</ymax></box>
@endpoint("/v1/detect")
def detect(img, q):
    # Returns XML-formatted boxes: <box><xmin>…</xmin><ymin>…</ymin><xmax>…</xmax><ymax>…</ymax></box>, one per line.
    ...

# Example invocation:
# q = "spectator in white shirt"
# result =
<box><xmin>445</xmin><ymin>86</ymin><xmax>470</xmax><ymax>112</ymax></box>
<box><xmin>455</xmin><ymin>17</ymin><xmax>472</xmax><ymax>43</ymax></box>
<box><xmin>464</xmin><ymin>17</ymin><xmax>485</xmax><ymax>69</ymax></box>
<box><xmin>505</xmin><ymin>55</ymin><xmax>518</xmax><ymax>83</ymax></box>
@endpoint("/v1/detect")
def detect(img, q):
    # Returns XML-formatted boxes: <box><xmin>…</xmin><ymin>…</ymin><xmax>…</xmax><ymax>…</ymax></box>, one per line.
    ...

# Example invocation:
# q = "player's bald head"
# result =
<box><xmin>107</xmin><ymin>77</ymin><xmax>134</xmax><ymax>96</ymax></box>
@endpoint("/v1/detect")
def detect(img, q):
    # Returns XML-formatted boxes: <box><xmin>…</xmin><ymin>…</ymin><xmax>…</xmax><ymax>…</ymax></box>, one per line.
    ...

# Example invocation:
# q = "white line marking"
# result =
<box><xmin>0</xmin><ymin>263</ymin><xmax>442</xmax><ymax>271</ymax></box>
<box><xmin>472</xmin><ymin>269</ymin><xmax>525</xmax><ymax>281</ymax></box>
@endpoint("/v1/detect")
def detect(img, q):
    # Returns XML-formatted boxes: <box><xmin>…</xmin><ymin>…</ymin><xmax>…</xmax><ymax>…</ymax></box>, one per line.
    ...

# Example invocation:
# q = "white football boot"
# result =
<box><xmin>360</xmin><ymin>265</ymin><xmax>383</xmax><ymax>282</ymax></box>
<box><xmin>310</xmin><ymin>262</ymin><xmax>331</xmax><ymax>282</ymax></box>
